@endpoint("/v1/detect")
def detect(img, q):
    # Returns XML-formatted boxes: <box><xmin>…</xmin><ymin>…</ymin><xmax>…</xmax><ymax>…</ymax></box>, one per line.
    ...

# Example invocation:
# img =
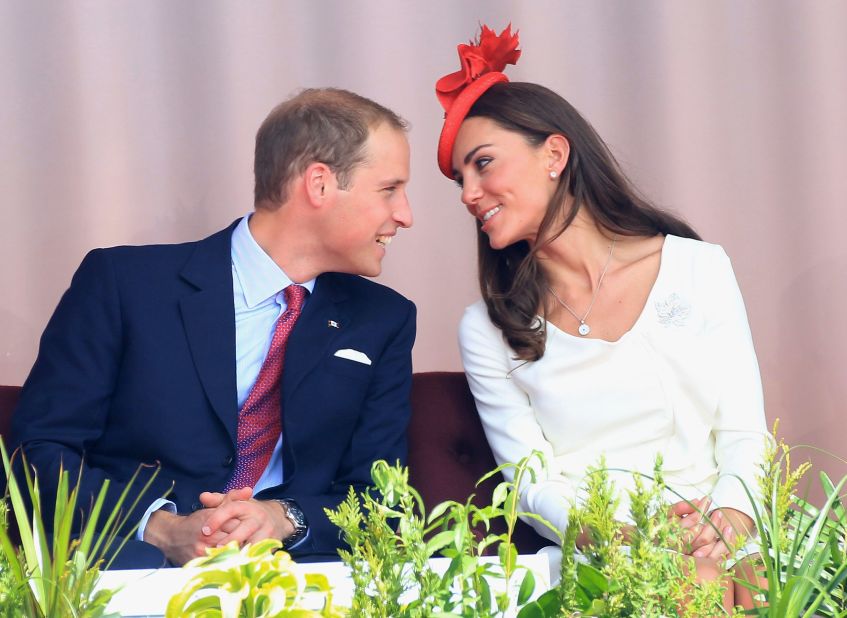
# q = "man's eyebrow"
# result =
<box><xmin>464</xmin><ymin>144</ymin><xmax>492</xmax><ymax>165</ymax></box>
<box><xmin>379</xmin><ymin>177</ymin><xmax>408</xmax><ymax>186</ymax></box>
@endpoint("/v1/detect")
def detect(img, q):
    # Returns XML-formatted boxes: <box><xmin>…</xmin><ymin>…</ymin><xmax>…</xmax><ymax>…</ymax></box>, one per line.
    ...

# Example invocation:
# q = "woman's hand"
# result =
<box><xmin>669</xmin><ymin>496</ymin><xmax>726</xmax><ymax>557</ymax></box>
<box><xmin>670</xmin><ymin>497</ymin><xmax>753</xmax><ymax>559</ymax></box>
<box><xmin>670</xmin><ymin>496</ymin><xmax>711</xmax><ymax>547</ymax></box>
<box><xmin>690</xmin><ymin>507</ymin><xmax>753</xmax><ymax>558</ymax></box>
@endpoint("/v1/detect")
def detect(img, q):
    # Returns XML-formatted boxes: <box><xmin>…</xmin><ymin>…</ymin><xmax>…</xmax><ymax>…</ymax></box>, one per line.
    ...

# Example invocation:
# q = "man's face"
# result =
<box><xmin>323</xmin><ymin>124</ymin><xmax>412</xmax><ymax>277</ymax></box>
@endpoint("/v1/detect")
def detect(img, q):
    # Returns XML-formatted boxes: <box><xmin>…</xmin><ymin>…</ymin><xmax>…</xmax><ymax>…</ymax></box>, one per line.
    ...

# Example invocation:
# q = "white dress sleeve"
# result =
<box><xmin>699</xmin><ymin>245</ymin><xmax>770</xmax><ymax>518</ymax></box>
<box><xmin>459</xmin><ymin>302</ymin><xmax>572</xmax><ymax>543</ymax></box>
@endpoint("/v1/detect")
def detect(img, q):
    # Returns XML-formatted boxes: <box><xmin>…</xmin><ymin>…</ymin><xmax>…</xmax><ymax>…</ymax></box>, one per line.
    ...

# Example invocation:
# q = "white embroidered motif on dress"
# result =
<box><xmin>655</xmin><ymin>293</ymin><xmax>690</xmax><ymax>327</ymax></box>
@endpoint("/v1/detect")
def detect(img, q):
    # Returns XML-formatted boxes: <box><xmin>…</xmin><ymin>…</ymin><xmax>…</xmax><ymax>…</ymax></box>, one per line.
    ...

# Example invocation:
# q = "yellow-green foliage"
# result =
<box><xmin>555</xmin><ymin>456</ymin><xmax>732</xmax><ymax>617</ymax></box>
<box><xmin>746</xmin><ymin>424</ymin><xmax>847</xmax><ymax>617</ymax></box>
<box><xmin>166</xmin><ymin>539</ymin><xmax>345</xmax><ymax>618</ymax></box>
<box><xmin>325</xmin><ymin>456</ymin><xmax>547</xmax><ymax>618</ymax></box>
<box><xmin>757</xmin><ymin>423</ymin><xmax>812</xmax><ymax>553</ymax></box>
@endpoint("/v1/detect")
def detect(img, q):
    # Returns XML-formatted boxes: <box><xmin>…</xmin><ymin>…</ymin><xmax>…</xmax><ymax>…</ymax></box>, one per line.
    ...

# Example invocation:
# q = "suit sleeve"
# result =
<box><xmin>11</xmin><ymin>249</ymin><xmax>173</xmax><ymax>536</ymax></box>
<box><xmin>281</xmin><ymin>298</ymin><xmax>416</xmax><ymax>558</ymax></box>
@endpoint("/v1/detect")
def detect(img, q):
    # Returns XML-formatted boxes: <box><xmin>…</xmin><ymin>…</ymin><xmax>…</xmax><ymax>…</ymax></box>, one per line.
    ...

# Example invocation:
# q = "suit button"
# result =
<box><xmin>191</xmin><ymin>501</ymin><xmax>201</xmax><ymax>512</ymax></box>
<box><xmin>223</xmin><ymin>454</ymin><xmax>234</xmax><ymax>466</ymax></box>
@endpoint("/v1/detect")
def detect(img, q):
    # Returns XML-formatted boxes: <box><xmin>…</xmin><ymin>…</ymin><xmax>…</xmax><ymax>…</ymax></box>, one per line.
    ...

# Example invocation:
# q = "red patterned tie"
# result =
<box><xmin>225</xmin><ymin>284</ymin><xmax>308</xmax><ymax>491</ymax></box>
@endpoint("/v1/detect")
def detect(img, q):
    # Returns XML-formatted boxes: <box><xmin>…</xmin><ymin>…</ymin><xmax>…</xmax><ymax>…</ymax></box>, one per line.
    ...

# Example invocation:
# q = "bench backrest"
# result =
<box><xmin>408</xmin><ymin>371</ymin><xmax>548</xmax><ymax>554</ymax></box>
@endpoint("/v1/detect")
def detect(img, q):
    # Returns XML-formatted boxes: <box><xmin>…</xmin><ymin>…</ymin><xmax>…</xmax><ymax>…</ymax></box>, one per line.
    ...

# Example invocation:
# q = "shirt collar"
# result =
<box><xmin>231</xmin><ymin>214</ymin><xmax>316</xmax><ymax>308</ymax></box>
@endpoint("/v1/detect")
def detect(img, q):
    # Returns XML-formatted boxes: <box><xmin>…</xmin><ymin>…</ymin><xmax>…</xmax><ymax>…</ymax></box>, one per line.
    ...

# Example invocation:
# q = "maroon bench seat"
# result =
<box><xmin>0</xmin><ymin>385</ymin><xmax>19</xmax><ymax>446</ymax></box>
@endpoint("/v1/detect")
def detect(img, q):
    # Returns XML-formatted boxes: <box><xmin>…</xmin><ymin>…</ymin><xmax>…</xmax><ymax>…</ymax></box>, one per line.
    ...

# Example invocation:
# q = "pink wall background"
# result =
<box><xmin>2</xmin><ymin>1</ymin><xmax>845</xmax><ymax>482</ymax></box>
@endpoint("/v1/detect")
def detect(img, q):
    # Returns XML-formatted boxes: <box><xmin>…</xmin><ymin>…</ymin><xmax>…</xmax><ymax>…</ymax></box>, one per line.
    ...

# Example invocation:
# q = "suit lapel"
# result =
<box><xmin>179</xmin><ymin>222</ymin><xmax>239</xmax><ymax>443</ymax></box>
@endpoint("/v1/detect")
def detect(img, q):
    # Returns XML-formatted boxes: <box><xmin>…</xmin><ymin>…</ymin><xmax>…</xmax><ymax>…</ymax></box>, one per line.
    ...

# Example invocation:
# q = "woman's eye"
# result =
<box><xmin>475</xmin><ymin>157</ymin><xmax>492</xmax><ymax>171</ymax></box>
<box><xmin>454</xmin><ymin>176</ymin><xmax>464</xmax><ymax>188</ymax></box>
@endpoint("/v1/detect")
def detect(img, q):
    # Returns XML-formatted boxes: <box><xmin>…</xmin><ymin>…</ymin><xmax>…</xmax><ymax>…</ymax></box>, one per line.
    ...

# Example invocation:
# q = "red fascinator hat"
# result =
<box><xmin>436</xmin><ymin>24</ymin><xmax>521</xmax><ymax>179</ymax></box>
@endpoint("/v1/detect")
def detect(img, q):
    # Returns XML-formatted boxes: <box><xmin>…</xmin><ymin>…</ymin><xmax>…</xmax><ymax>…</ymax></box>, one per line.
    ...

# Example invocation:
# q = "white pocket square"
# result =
<box><xmin>333</xmin><ymin>348</ymin><xmax>372</xmax><ymax>365</ymax></box>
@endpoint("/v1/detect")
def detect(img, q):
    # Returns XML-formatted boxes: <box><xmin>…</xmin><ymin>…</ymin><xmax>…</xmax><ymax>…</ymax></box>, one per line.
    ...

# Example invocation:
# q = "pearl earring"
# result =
<box><xmin>549</xmin><ymin>170</ymin><xmax>558</xmax><ymax>179</ymax></box>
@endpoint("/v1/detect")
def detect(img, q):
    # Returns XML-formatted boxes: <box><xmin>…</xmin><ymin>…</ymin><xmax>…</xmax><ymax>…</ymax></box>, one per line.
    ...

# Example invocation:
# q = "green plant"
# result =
<box><xmin>151</xmin><ymin>430</ymin><xmax>845</xmax><ymax>618</ymax></box>
<box><xmin>525</xmin><ymin>456</ymin><xmax>732</xmax><ymax>617</ymax></box>
<box><xmin>738</xmin><ymin>430</ymin><xmax>847</xmax><ymax>617</ymax></box>
<box><xmin>325</xmin><ymin>455</ymin><xmax>546</xmax><ymax>617</ymax></box>
<box><xmin>166</xmin><ymin>539</ymin><xmax>345</xmax><ymax>617</ymax></box>
<box><xmin>0</xmin><ymin>439</ymin><xmax>160</xmax><ymax>617</ymax></box>
<box><xmin>0</xmin><ymin>499</ymin><xmax>24</xmax><ymax>617</ymax></box>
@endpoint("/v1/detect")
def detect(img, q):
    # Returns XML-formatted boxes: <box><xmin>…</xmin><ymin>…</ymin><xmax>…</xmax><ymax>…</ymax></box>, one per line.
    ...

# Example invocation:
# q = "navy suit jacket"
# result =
<box><xmin>11</xmin><ymin>221</ymin><xmax>416</xmax><ymax>559</ymax></box>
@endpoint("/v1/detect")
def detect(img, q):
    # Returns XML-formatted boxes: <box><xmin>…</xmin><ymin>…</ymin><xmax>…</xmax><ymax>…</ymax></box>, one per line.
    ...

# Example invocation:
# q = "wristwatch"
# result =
<box><xmin>275</xmin><ymin>499</ymin><xmax>308</xmax><ymax>549</ymax></box>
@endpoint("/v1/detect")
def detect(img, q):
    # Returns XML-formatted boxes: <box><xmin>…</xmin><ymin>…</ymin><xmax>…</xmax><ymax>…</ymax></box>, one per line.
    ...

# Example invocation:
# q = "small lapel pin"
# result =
<box><xmin>327</xmin><ymin>320</ymin><xmax>340</xmax><ymax>329</ymax></box>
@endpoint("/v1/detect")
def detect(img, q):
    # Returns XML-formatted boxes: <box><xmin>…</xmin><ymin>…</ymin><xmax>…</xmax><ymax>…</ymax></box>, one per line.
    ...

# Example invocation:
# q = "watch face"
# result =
<box><xmin>284</xmin><ymin>501</ymin><xmax>306</xmax><ymax>528</ymax></box>
<box><xmin>278</xmin><ymin>500</ymin><xmax>307</xmax><ymax>548</ymax></box>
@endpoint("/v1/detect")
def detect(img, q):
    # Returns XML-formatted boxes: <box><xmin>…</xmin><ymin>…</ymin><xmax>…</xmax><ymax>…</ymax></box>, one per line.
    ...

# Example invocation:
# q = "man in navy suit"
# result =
<box><xmin>11</xmin><ymin>88</ymin><xmax>415</xmax><ymax>567</ymax></box>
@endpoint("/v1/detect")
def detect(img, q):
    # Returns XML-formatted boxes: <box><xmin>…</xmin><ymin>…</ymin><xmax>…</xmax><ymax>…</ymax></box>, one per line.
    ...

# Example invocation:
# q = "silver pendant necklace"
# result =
<box><xmin>547</xmin><ymin>236</ymin><xmax>617</xmax><ymax>337</ymax></box>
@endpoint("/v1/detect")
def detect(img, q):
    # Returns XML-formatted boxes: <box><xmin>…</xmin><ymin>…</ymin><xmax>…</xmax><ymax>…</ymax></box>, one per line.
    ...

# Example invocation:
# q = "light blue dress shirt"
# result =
<box><xmin>231</xmin><ymin>214</ymin><xmax>315</xmax><ymax>490</ymax></box>
<box><xmin>138</xmin><ymin>215</ymin><xmax>315</xmax><ymax>541</ymax></box>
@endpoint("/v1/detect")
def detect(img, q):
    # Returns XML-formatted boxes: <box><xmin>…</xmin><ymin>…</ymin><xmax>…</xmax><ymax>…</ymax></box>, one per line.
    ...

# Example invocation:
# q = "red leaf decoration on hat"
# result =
<box><xmin>436</xmin><ymin>24</ymin><xmax>521</xmax><ymax>112</ymax></box>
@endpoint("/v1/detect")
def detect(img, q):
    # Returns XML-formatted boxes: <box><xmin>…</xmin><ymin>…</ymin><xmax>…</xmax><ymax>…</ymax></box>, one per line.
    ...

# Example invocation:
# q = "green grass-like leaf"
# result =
<box><xmin>1</xmin><ymin>437</ymin><xmax>162</xmax><ymax>618</ymax></box>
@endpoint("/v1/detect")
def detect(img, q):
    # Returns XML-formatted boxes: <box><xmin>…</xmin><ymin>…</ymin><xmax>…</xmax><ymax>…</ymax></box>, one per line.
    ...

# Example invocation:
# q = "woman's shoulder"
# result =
<box><xmin>617</xmin><ymin>234</ymin><xmax>725</xmax><ymax>271</ymax></box>
<box><xmin>660</xmin><ymin>235</ymin><xmax>745</xmax><ymax>322</ymax></box>
<box><xmin>459</xmin><ymin>299</ymin><xmax>508</xmax><ymax>346</ymax></box>
<box><xmin>663</xmin><ymin>234</ymin><xmax>734</xmax><ymax>276</ymax></box>
<box><xmin>460</xmin><ymin>299</ymin><xmax>494</xmax><ymax>334</ymax></box>
<box><xmin>664</xmin><ymin>234</ymin><xmax>725</xmax><ymax>258</ymax></box>
<box><xmin>463</xmin><ymin>298</ymin><xmax>488</xmax><ymax>316</ymax></box>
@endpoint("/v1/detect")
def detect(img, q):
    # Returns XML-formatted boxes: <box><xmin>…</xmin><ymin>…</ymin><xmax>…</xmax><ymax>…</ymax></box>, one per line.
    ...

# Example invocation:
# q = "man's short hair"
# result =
<box><xmin>254</xmin><ymin>88</ymin><xmax>408</xmax><ymax>207</ymax></box>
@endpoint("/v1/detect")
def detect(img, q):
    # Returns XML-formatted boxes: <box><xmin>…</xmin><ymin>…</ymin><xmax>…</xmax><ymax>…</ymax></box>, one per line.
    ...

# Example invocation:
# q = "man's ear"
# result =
<box><xmin>544</xmin><ymin>134</ymin><xmax>571</xmax><ymax>176</ymax></box>
<box><xmin>303</xmin><ymin>162</ymin><xmax>335</xmax><ymax>206</ymax></box>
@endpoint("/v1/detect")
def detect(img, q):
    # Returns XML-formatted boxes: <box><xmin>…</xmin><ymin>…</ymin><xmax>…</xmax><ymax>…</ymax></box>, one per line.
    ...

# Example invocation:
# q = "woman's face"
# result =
<box><xmin>451</xmin><ymin>117</ymin><xmax>557</xmax><ymax>249</ymax></box>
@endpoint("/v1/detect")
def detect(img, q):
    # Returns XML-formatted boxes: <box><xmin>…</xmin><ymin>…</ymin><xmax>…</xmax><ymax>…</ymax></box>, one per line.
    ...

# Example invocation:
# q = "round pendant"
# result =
<box><xmin>578</xmin><ymin>323</ymin><xmax>591</xmax><ymax>336</ymax></box>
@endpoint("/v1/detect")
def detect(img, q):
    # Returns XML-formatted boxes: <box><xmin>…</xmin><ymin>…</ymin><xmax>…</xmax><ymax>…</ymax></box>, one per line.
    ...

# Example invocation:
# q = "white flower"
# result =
<box><xmin>655</xmin><ymin>293</ymin><xmax>690</xmax><ymax>327</ymax></box>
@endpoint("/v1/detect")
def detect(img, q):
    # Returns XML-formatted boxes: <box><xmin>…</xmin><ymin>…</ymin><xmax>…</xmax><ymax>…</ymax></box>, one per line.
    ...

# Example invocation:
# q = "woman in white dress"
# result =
<box><xmin>434</xmin><ymin>25</ymin><xmax>769</xmax><ymax>608</ymax></box>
